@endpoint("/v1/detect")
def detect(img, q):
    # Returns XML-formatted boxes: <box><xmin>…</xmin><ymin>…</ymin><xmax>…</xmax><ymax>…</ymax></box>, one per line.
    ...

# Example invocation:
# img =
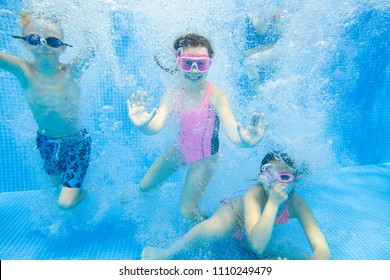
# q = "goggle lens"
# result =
<box><xmin>260</xmin><ymin>164</ymin><xmax>295</xmax><ymax>183</ymax></box>
<box><xmin>278</xmin><ymin>172</ymin><xmax>295</xmax><ymax>183</ymax></box>
<box><xmin>27</xmin><ymin>34</ymin><xmax>40</xmax><ymax>45</ymax></box>
<box><xmin>45</xmin><ymin>37</ymin><xmax>64</xmax><ymax>48</ymax></box>
<box><xmin>177</xmin><ymin>57</ymin><xmax>212</xmax><ymax>72</ymax></box>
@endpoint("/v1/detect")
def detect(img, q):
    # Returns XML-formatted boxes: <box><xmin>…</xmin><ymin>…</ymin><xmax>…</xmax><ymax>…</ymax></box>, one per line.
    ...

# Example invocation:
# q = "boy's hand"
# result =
<box><xmin>127</xmin><ymin>91</ymin><xmax>157</xmax><ymax>127</ymax></box>
<box><xmin>237</xmin><ymin>113</ymin><xmax>266</xmax><ymax>147</ymax></box>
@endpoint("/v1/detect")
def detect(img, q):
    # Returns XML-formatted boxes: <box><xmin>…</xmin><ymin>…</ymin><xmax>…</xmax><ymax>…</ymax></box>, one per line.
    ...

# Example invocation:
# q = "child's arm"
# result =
<box><xmin>0</xmin><ymin>52</ymin><xmax>29</xmax><ymax>88</ymax></box>
<box><xmin>290</xmin><ymin>194</ymin><xmax>332</xmax><ymax>260</ymax></box>
<box><xmin>127</xmin><ymin>90</ymin><xmax>171</xmax><ymax>135</ymax></box>
<box><xmin>212</xmin><ymin>88</ymin><xmax>266</xmax><ymax>147</ymax></box>
<box><xmin>244</xmin><ymin>183</ymin><xmax>287</xmax><ymax>255</ymax></box>
<box><xmin>69</xmin><ymin>33</ymin><xmax>96</xmax><ymax>80</ymax></box>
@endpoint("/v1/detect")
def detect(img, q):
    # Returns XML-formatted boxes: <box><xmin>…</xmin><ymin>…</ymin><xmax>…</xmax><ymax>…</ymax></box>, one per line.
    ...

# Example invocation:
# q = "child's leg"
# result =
<box><xmin>58</xmin><ymin>186</ymin><xmax>84</xmax><ymax>209</ymax></box>
<box><xmin>142</xmin><ymin>204</ymin><xmax>236</xmax><ymax>260</ymax></box>
<box><xmin>57</xmin><ymin>130</ymin><xmax>91</xmax><ymax>208</ymax></box>
<box><xmin>180</xmin><ymin>153</ymin><xmax>219</xmax><ymax>221</ymax></box>
<box><xmin>139</xmin><ymin>145</ymin><xmax>185</xmax><ymax>191</ymax></box>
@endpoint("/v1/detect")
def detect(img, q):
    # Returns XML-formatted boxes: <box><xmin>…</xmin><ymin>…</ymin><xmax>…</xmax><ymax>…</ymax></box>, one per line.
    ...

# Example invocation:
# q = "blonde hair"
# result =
<box><xmin>19</xmin><ymin>11</ymin><xmax>62</xmax><ymax>32</ymax></box>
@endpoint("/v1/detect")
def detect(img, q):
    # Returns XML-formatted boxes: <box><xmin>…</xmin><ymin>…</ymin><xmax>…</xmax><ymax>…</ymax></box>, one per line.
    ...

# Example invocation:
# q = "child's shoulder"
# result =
<box><xmin>244</xmin><ymin>184</ymin><xmax>264</xmax><ymax>198</ymax></box>
<box><xmin>2</xmin><ymin>53</ymin><xmax>31</xmax><ymax>69</ymax></box>
<box><xmin>209</xmin><ymin>82</ymin><xmax>223</xmax><ymax>95</ymax></box>
<box><xmin>209</xmin><ymin>83</ymin><xmax>228</xmax><ymax>104</ymax></box>
<box><xmin>243</xmin><ymin>184</ymin><xmax>266</xmax><ymax>208</ymax></box>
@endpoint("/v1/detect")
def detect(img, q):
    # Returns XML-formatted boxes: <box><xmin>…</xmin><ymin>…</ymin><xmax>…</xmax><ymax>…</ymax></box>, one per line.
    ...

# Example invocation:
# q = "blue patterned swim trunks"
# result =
<box><xmin>36</xmin><ymin>129</ymin><xmax>91</xmax><ymax>188</ymax></box>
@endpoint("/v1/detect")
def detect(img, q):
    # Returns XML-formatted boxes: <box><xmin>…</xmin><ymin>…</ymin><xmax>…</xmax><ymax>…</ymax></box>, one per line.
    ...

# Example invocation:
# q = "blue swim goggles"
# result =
<box><xmin>12</xmin><ymin>34</ymin><xmax>73</xmax><ymax>48</ymax></box>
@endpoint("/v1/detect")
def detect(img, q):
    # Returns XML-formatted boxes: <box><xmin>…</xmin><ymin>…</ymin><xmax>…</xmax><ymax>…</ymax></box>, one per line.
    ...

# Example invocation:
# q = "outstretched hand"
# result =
<box><xmin>127</xmin><ymin>91</ymin><xmax>157</xmax><ymax>128</ymax></box>
<box><xmin>237</xmin><ymin>113</ymin><xmax>266</xmax><ymax>147</ymax></box>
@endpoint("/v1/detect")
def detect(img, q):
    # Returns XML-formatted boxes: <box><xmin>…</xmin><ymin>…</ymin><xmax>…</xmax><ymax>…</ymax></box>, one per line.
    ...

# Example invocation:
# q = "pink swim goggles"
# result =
<box><xmin>177</xmin><ymin>54</ymin><xmax>213</xmax><ymax>72</ymax></box>
<box><xmin>258</xmin><ymin>163</ymin><xmax>296</xmax><ymax>184</ymax></box>
<box><xmin>167</xmin><ymin>47</ymin><xmax>213</xmax><ymax>72</ymax></box>
<box><xmin>257</xmin><ymin>162</ymin><xmax>310</xmax><ymax>195</ymax></box>
<box><xmin>257</xmin><ymin>163</ymin><xmax>297</xmax><ymax>194</ymax></box>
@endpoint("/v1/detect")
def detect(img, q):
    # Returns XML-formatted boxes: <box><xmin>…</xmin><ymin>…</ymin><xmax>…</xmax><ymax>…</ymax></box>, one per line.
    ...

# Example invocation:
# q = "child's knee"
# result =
<box><xmin>200</xmin><ymin>218</ymin><xmax>230</xmax><ymax>238</ymax></box>
<box><xmin>138</xmin><ymin>182</ymin><xmax>150</xmax><ymax>192</ymax></box>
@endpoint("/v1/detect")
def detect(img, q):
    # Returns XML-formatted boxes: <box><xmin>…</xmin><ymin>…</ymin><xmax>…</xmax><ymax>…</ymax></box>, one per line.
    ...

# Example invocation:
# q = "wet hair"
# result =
<box><xmin>155</xmin><ymin>33</ymin><xmax>214</xmax><ymax>74</ymax></box>
<box><xmin>173</xmin><ymin>33</ymin><xmax>214</xmax><ymax>57</ymax></box>
<box><xmin>261</xmin><ymin>151</ymin><xmax>309</xmax><ymax>176</ymax></box>
<box><xmin>19</xmin><ymin>11</ymin><xmax>63</xmax><ymax>35</ymax></box>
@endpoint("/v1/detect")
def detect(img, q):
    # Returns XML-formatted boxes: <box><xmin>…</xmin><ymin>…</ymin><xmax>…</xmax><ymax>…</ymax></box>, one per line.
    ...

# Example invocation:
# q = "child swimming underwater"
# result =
<box><xmin>125</xmin><ymin>33</ymin><xmax>266</xmax><ymax>222</ymax></box>
<box><xmin>0</xmin><ymin>11</ymin><xmax>96</xmax><ymax>208</ymax></box>
<box><xmin>141</xmin><ymin>151</ymin><xmax>331</xmax><ymax>260</ymax></box>
<box><xmin>241</xmin><ymin>5</ymin><xmax>290</xmax><ymax>89</ymax></box>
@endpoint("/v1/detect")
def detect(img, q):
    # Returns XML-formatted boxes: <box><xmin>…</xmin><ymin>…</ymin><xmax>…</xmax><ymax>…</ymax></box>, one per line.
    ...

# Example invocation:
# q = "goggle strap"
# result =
<box><xmin>168</xmin><ymin>47</ymin><xmax>178</xmax><ymax>57</ymax></box>
<box><xmin>11</xmin><ymin>35</ymin><xmax>24</xmax><ymax>40</ymax></box>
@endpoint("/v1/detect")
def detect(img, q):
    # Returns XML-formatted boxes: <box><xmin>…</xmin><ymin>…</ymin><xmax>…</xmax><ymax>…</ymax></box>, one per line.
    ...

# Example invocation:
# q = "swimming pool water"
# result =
<box><xmin>0</xmin><ymin>0</ymin><xmax>389</xmax><ymax>260</ymax></box>
<box><xmin>1</xmin><ymin>164</ymin><xmax>389</xmax><ymax>260</ymax></box>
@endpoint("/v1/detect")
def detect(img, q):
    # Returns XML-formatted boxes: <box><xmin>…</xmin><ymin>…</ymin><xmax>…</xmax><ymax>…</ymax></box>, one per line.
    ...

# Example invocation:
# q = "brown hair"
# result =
<box><xmin>261</xmin><ymin>151</ymin><xmax>310</xmax><ymax>176</ymax></box>
<box><xmin>173</xmin><ymin>33</ymin><xmax>214</xmax><ymax>57</ymax></box>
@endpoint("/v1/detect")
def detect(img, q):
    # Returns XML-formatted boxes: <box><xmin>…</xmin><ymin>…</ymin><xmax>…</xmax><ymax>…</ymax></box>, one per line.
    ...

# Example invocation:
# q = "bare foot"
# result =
<box><xmin>58</xmin><ymin>187</ymin><xmax>84</xmax><ymax>209</ymax></box>
<box><xmin>141</xmin><ymin>247</ymin><xmax>171</xmax><ymax>260</ymax></box>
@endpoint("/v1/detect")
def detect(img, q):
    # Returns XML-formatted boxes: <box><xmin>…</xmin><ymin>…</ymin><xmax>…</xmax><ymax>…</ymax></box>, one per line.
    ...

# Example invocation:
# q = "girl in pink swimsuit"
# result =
<box><xmin>177</xmin><ymin>82</ymin><xmax>220</xmax><ymax>164</ymax></box>
<box><xmin>141</xmin><ymin>151</ymin><xmax>332</xmax><ymax>260</ymax></box>
<box><xmin>126</xmin><ymin>33</ymin><xmax>266</xmax><ymax>222</ymax></box>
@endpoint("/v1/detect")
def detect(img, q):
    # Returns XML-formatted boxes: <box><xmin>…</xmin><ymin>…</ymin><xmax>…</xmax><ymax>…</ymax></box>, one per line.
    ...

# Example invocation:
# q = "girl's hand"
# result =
<box><xmin>237</xmin><ymin>113</ymin><xmax>266</xmax><ymax>147</ymax></box>
<box><xmin>127</xmin><ymin>91</ymin><xmax>157</xmax><ymax>128</ymax></box>
<box><xmin>268</xmin><ymin>182</ymin><xmax>288</xmax><ymax>207</ymax></box>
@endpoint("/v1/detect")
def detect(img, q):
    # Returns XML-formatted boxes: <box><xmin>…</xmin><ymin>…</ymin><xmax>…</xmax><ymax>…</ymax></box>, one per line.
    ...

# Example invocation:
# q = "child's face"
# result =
<box><xmin>180</xmin><ymin>46</ymin><xmax>210</xmax><ymax>85</ymax></box>
<box><xmin>22</xmin><ymin>21</ymin><xmax>65</xmax><ymax>60</ymax></box>
<box><xmin>259</xmin><ymin>160</ymin><xmax>296</xmax><ymax>195</ymax></box>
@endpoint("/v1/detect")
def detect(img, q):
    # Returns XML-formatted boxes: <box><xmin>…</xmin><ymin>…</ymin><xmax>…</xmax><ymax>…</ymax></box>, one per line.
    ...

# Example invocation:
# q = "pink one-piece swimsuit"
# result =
<box><xmin>177</xmin><ymin>83</ymin><xmax>220</xmax><ymax>164</ymax></box>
